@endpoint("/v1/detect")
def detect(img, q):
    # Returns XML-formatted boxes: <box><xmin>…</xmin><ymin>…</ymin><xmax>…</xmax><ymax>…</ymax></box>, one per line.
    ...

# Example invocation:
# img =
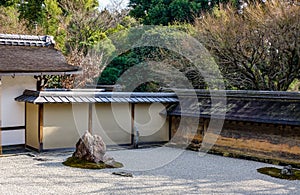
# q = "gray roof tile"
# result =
<box><xmin>0</xmin><ymin>34</ymin><xmax>55</xmax><ymax>47</ymax></box>
<box><xmin>166</xmin><ymin>90</ymin><xmax>300</xmax><ymax>126</ymax></box>
<box><xmin>15</xmin><ymin>90</ymin><xmax>179</xmax><ymax>104</ymax></box>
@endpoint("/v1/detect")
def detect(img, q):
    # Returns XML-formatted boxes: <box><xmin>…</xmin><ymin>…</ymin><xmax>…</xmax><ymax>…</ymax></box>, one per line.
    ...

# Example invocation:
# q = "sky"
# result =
<box><xmin>98</xmin><ymin>0</ymin><xmax>129</xmax><ymax>10</ymax></box>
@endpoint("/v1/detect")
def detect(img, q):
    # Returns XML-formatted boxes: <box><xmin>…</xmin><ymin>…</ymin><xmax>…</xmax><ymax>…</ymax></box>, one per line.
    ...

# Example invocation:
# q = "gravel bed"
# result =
<box><xmin>0</xmin><ymin>147</ymin><xmax>299</xmax><ymax>195</ymax></box>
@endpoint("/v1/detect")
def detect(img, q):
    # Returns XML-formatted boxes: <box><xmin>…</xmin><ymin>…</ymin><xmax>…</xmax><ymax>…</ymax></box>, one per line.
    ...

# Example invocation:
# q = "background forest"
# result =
<box><xmin>0</xmin><ymin>0</ymin><xmax>299</xmax><ymax>91</ymax></box>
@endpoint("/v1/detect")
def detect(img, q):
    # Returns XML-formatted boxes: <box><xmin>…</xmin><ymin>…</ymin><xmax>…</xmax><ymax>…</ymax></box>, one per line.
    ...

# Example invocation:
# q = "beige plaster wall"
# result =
<box><xmin>134</xmin><ymin>103</ymin><xmax>169</xmax><ymax>143</ymax></box>
<box><xmin>25</xmin><ymin>103</ymin><xmax>40</xmax><ymax>149</ymax></box>
<box><xmin>43</xmin><ymin>104</ymin><xmax>88</xmax><ymax>149</ymax></box>
<box><xmin>37</xmin><ymin>102</ymin><xmax>168</xmax><ymax>150</ymax></box>
<box><xmin>92</xmin><ymin>103</ymin><xmax>131</xmax><ymax>145</ymax></box>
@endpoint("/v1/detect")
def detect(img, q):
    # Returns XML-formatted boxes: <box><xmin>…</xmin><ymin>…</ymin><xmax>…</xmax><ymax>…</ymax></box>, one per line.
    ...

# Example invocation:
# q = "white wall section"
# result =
<box><xmin>0</xmin><ymin>76</ymin><xmax>36</xmax><ymax>146</ymax></box>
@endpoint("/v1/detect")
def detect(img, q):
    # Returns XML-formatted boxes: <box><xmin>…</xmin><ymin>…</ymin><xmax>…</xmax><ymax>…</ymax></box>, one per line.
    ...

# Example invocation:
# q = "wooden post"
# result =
<box><xmin>38</xmin><ymin>104</ymin><xmax>44</xmax><ymax>152</ymax></box>
<box><xmin>203</xmin><ymin>119</ymin><xmax>208</xmax><ymax>137</ymax></box>
<box><xmin>168</xmin><ymin>116</ymin><xmax>172</xmax><ymax>141</ymax></box>
<box><xmin>35</xmin><ymin>76</ymin><xmax>42</xmax><ymax>91</ymax></box>
<box><xmin>131</xmin><ymin>103</ymin><xmax>135</xmax><ymax>146</ymax></box>
<box><xmin>88</xmin><ymin>103</ymin><xmax>93</xmax><ymax>134</ymax></box>
<box><xmin>24</xmin><ymin>103</ymin><xmax>27</xmax><ymax>150</ymax></box>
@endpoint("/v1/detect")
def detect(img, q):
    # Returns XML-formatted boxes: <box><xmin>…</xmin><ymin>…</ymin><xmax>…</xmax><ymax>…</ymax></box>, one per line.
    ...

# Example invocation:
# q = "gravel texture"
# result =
<box><xmin>0</xmin><ymin>147</ymin><xmax>299</xmax><ymax>195</ymax></box>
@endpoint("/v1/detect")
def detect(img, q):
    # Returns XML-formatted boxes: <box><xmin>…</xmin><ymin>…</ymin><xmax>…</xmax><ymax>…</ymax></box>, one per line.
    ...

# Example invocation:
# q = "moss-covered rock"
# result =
<box><xmin>63</xmin><ymin>156</ymin><xmax>123</xmax><ymax>169</ymax></box>
<box><xmin>257</xmin><ymin>167</ymin><xmax>300</xmax><ymax>180</ymax></box>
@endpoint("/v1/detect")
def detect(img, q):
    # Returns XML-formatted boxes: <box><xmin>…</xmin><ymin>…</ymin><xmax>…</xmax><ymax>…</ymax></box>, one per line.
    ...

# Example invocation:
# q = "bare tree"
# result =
<box><xmin>196</xmin><ymin>0</ymin><xmax>300</xmax><ymax>90</ymax></box>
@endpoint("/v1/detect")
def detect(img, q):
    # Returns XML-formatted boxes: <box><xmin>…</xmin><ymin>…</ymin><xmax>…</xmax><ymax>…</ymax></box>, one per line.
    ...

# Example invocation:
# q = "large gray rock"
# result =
<box><xmin>73</xmin><ymin>131</ymin><xmax>109</xmax><ymax>163</ymax></box>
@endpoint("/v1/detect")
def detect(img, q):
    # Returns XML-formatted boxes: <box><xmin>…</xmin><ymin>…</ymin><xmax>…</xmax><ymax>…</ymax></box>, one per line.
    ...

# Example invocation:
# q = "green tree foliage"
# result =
<box><xmin>0</xmin><ymin>0</ymin><xmax>65</xmax><ymax>48</ymax></box>
<box><xmin>44</xmin><ymin>0</ymin><xmax>63</xmax><ymax>36</ymax></box>
<box><xmin>129</xmin><ymin>0</ymin><xmax>229</xmax><ymax>25</ymax></box>
<box><xmin>97</xmin><ymin>49</ymin><xmax>142</xmax><ymax>85</ymax></box>
<box><xmin>58</xmin><ymin>0</ymin><xmax>131</xmax><ymax>87</ymax></box>
<box><xmin>43</xmin><ymin>0</ymin><xmax>66</xmax><ymax>49</ymax></box>
<box><xmin>97</xmin><ymin>25</ymin><xmax>207</xmax><ymax>92</ymax></box>
<box><xmin>59</xmin><ymin>0</ymin><xmax>112</xmax><ymax>54</ymax></box>
<box><xmin>0</xmin><ymin>0</ymin><xmax>100</xmax><ymax>50</ymax></box>
<box><xmin>0</xmin><ymin>4</ymin><xmax>29</xmax><ymax>34</ymax></box>
<box><xmin>97</xmin><ymin>50</ymin><xmax>162</xmax><ymax>92</ymax></box>
<box><xmin>19</xmin><ymin>0</ymin><xmax>45</xmax><ymax>26</ymax></box>
<box><xmin>0</xmin><ymin>0</ymin><xmax>18</xmax><ymax>7</ymax></box>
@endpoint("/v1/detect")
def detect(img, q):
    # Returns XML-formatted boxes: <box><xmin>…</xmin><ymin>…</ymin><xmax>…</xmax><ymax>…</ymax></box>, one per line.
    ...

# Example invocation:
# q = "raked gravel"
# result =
<box><xmin>0</xmin><ymin>147</ymin><xmax>299</xmax><ymax>195</ymax></box>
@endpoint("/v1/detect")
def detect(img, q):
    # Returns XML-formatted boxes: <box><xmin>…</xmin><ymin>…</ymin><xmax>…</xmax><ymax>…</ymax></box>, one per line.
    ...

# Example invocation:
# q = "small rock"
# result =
<box><xmin>112</xmin><ymin>172</ymin><xmax>133</xmax><ymax>177</ymax></box>
<box><xmin>103</xmin><ymin>154</ymin><xmax>121</xmax><ymax>168</ymax></box>
<box><xmin>26</xmin><ymin>153</ymin><xmax>36</xmax><ymax>157</ymax></box>
<box><xmin>186</xmin><ymin>142</ymin><xmax>200</xmax><ymax>151</ymax></box>
<box><xmin>192</xmin><ymin>139</ymin><xmax>200</xmax><ymax>144</ymax></box>
<box><xmin>281</xmin><ymin>165</ymin><xmax>293</xmax><ymax>176</ymax></box>
<box><xmin>33</xmin><ymin>157</ymin><xmax>51</xmax><ymax>161</ymax></box>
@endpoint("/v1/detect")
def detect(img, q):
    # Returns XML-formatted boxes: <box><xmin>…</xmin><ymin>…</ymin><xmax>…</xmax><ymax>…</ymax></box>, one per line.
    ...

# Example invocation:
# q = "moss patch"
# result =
<box><xmin>257</xmin><ymin>167</ymin><xmax>300</xmax><ymax>180</ymax></box>
<box><xmin>207</xmin><ymin>146</ymin><xmax>300</xmax><ymax>169</ymax></box>
<box><xmin>63</xmin><ymin>157</ymin><xmax>123</xmax><ymax>169</ymax></box>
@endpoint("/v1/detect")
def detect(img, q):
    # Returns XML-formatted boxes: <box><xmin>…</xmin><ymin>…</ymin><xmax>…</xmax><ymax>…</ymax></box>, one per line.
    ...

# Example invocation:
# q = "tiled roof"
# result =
<box><xmin>16</xmin><ymin>88</ymin><xmax>300</xmax><ymax>126</ymax></box>
<box><xmin>0</xmin><ymin>34</ymin><xmax>55</xmax><ymax>47</ymax></box>
<box><xmin>166</xmin><ymin>90</ymin><xmax>300</xmax><ymax>126</ymax></box>
<box><xmin>15</xmin><ymin>89</ymin><xmax>179</xmax><ymax>104</ymax></box>
<box><xmin>0</xmin><ymin>34</ymin><xmax>80</xmax><ymax>75</ymax></box>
